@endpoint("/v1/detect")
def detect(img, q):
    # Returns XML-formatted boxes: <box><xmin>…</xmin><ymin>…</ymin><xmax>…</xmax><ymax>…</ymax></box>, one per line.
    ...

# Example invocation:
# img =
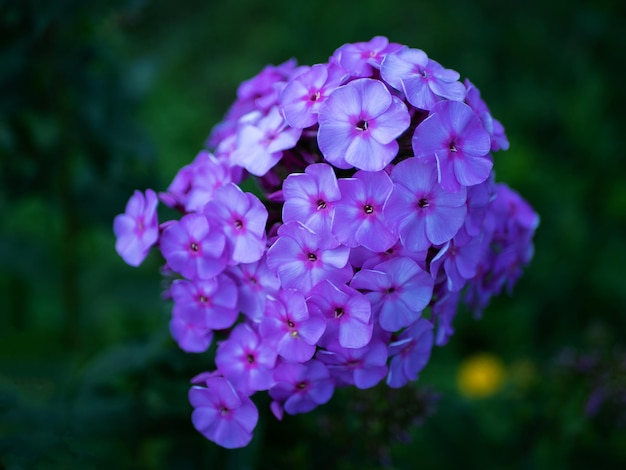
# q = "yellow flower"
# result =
<box><xmin>457</xmin><ymin>353</ymin><xmax>506</xmax><ymax>399</ymax></box>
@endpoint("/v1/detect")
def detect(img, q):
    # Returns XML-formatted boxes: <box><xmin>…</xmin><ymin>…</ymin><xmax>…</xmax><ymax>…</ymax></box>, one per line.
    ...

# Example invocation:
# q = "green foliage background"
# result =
<box><xmin>1</xmin><ymin>0</ymin><xmax>625</xmax><ymax>468</ymax></box>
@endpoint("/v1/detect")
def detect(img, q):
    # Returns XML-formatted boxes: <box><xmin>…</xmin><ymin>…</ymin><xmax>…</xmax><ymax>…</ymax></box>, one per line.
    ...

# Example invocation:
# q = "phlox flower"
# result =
<box><xmin>282</xmin><ymin>163</ymin><xmax>341</xmax><ymax>236</ymax></box>
<box><xmin>170</xmin><ymin>275</ymin><xmax>238</xmax><ymax>331</ymax></box>
<box><xmin>260</xmin><ymin>289</ymin><xmax>326</xmax><ymax>363</ymax></box>
<box><xmin>231</xmin><ymin>106</ymin><xmax>302</xmax><ymax>176</ymax></box>
<box><xmin>464</xmin><ymin>177</ymin><xmax>495</xmax><ymax>237</ymax></box>
<box><xmin>333</xmin><ymin>169</ymin><xmax>398</xmax><ymax>252</ymax></box>
<box><xmin>333</xmin><ymin>36</ymin><xmax>403</xmax><ymax>78</ymax></box>
<box><xmin>385</xmin><ymin>158</ymin><xmax>467</xmax><ymax>252</ymax></box>
<box><xmin>387</xmin><ymin>318</ymin><xmax>434</xmax><ymax>388</ymax></box>
<box><xmin>235</xmin><ymin>59</ymin><xmax>300</xmax><ymax>114</ymax></box>
<box><xmin>280</xmin><ymin>63</ymin><xmax>346</xmax><ymax>128</ymax></box>
<box><xmin>160</xmin><ymin>213</ymin><xmax>227</xmax><ymax>280</ymax></box>
<box><xmin>350</xmin><ymin>257</ymin><xmax>434</xmax><ymax>332</ymax></box>
<box><xmin>169</xmin><ymin>311</ymin><xmax>213</xmax><ymax>353</ymax></box>
<box><xmin>114</xmin><ymin>189</ymin><xmax>159</xmax><ymax>267</ymax></box>
<box><xmin>266</xmin><ymin>221</ymin><xmax>351</xmax><ymax>294</ymax></box>
<box><xmin>204</xmin><ymin>183</ymin><xmax>268</xmax><ymax>264</ymax></box>
<box><xmin>464</xmin><ymin>79</ymin><xmax>509</xmax><ymax>152</ymax></box>
<box><xmin>159</xmin><ymin>151</ymin><xmax>232</xmax><ymax>212</ymax></box>
<box><xmin>348</xmin><ymin>241</ymin><xmax>427</xmax><ymax>271</ymax></box>
<box><xmin>317</xmin><ymin>78</ymin><xmax>410</xmax><ymax>171</ymax></box>
<box><xmin>189</xmin><ymin>376</ymin><xmax>259</xmax><ymax>449</ymax></box>
<box><xmin>269</xmin><ymin>360</ymin><xmax>334</xmax><ymax>416</ymax></box>
<box><xmin>226</xmin><ymin>258</ymin><xmax>280</xmax><ymax>323</ymax></box>
<box><xmin>380</xmin><ymin>48</ymin><xmax>466</xmax><ymax>110</ymax></box>
<box><xmin>317</xmin><ymin>339</ymin><xmax>388</xmax><ymax>389</ymax></box>
<box><xmin>492</xmin><ymin>183</ymin><xmax>540</xmax><ymax>236</ymax></box>
<box><xmin>432</xmin><ymin>287</ymin><xmax>460</xmax><ymax>346</ymax></box>
<box><xmin>307</xmin><ymin>280</ymin><xmax>373</xmax><ymax>349</ymax></box>
<box><xmin>430</xmin><ymin>227</ymin><xmax>486</xmax><ymax>292</ymax></box>
<box><xmin>412</xmin><ymin>100</ymin><xmax>492</xmax><ymax>193</ymax></box>
<box><xmin>216</xmin><ymin>323</ymin><xmax>277</xmax><ymax>394</ymax></box>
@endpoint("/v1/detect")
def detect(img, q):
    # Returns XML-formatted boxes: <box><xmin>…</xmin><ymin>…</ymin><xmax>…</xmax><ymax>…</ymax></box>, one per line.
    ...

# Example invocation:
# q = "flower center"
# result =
<box><xmin>234</xmin><ymin>219</ymin><xmax>243</xmax><ymax>229</ymax></box>
<box><xmin>190</xmin><ymin>242</ymin><xmax>199</xmax><ymax>252</ymax></box>
<box><xmin>287</xmin><ymin>320</ymin><xmax>295</xmax><ymax>328</ymax></box>
<box><xmin>199</xmin><ymin>295</ymin><xmax>208</xmax><ymax>303</ymax></box>
<box><xmin>296</xmin><ymin>381</ymin><xmax>308</xmax><ymax>390</ymax></box>
<box><xmin>355</xmin><ymin>119</ymin><xmax>369</xmax><ymax>132</ymax></box>
<box><xmin>247</xmin><ymin>353</ymin><xmax>255</xmax><ymax>364</ymax></box>
<box><xmin>220</xmin><ymin>406</ymin><xmax>230</xmax><ymax>416</ymax></box>
<box><xmin>334</xmin><ymin>307</ymin><xmax>344</xmax><ymax>319</ymax></box>
<box><xmin>418</xmin><ymin>198</ymin><xmax>430</xmax><ymax>208</ymax></box>
<box><xmin>310</xmin><ymin>91</ymin><xmax>320</xmax><ymax>102</ymax></box>
<box><xmin>449</xmin><ymin>141</ymin><xmax>458</xmax><ymax>152</ymax></box>
<box><xmin>317</xmin><ymin>199</ymin><xmax>327</xmax><ymax>210</ymax></box>
<box><xmin>308</xmin><ymin>252</ymin><xmax>317</xmax><ymax>261</ymax></box>
<box><xmin>363</xmin><ymin>204</ymin><xmax>374</xmax><ymax>214</ymax></box>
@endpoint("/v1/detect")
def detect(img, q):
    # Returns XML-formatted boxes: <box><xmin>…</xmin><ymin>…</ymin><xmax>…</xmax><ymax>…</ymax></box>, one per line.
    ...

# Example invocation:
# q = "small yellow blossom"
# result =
<box><xmin>457</xmin><ymin>353</ymin><xmax>506</xmax><ymax>398</ymax></box>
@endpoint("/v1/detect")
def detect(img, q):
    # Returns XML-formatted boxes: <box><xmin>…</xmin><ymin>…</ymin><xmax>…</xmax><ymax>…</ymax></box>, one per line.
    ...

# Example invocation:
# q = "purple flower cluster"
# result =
<box><xmin>114</xmin><ymin>37</ymin><xmax>538</xmax><ymax>448</ymax></box>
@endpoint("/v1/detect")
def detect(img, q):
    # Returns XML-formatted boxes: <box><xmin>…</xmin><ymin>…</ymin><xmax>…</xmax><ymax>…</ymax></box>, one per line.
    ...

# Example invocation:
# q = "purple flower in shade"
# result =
<box><xmin>114</xmin><ymin>189</ymin><xmax>159</xmax><ymax>267</ymax></box>
<box><xmin>189</xmin><ymin>376</ymin><xmax>259</xmax><ymax>449</ymax></box>
<box><xmin>260</xmin><ymin>289</ymin><xmax>326</xmax><ymax>363</ymax></box>
<box><xmin>432</xmin><ymin>287</ymin><xmax>459</xmax><ymax>346</ymax></box>
<box><xmin>350</xmin><ymin>257</ymin><xmax>434</xmax><ymax>332</ymax></box>
<box><xmin>464</xmin><ymin>177</ymin><xmax>495</xmax><ymax>237</ymax></box>
<box><xmin>333</xmin><ymin>36</ymin><xmax>403</xmax><ymax>78</ymax></box>
<box><xmin>385</xmin><ymin>158</ymin><xmax>467</xmax><ymax>252</ymax></box>
<box><xmin>387</xmin><ymin>318</ymin><xmax>434</xmax><ymax>388</ymax></box>
<box><xmin>159</xmin><ymin>151</ymin><xmax>232</xmax><ymax>212</ymax></box>
<box><xmin>464</xmin><ymin>79</ymin><xmax>509</xmax><ymax>152</ymax></box>
<box><xmin>170</xmin><ymin>274</ymin><xmax>238</xmax><ymax>331</ymax></box>
<box><xmin>333</xmin><ymin>170</ymin><xmax>398</xmax><ymax>252</ymax></box>
<box><xmin>317</xmin><ymin>78</ymin><xmax>410</xmax><ymax>171</ymax></box>
<box><xmin>235</xmin><ymin>59</ymin><xmax>300</xmax><ymax>114</ymax></box>
<box><xmin>269</xmin><ymin>360</ymin><xmax>334</xmax><ymax>416</ymax></box>
<box><xmin>160</xmin><ymin>213</ymin><xmax>227</xmax><ymax>280</ymax></box>
<box><xmin>279</xmin><ymin>64</ymin><xmax>346</xmax><ymax>129</ymax></box>
<box><xmin>430</xmin><ymin>227</ymin><xmax>486</xmax><ymax>293</ymax></box>
<box><xmin>307</xmin><ymin>280</ymin><xmax>373</xmax><ymax>349</ymax></box>
<box><xmin>348</xmin><ymin>241</ymin><xmax>428</xmax><ymax>271</ymax></box>
<box><xmin>266</xmin><ymin>221</ymin><xmax>352</xmax><ymax>295</ymax></box>
<box><xmin>282</xmin><ymin>163</ymin><xmax>341</xmax><ymax>236</ymax></box>
<box><xmin>204</xmin><ymin>183</ymin><xmax>268</xmax><ymax>265</ymax></box>
<box><xmin>380</xmin><ymin>48</ymin><xmax>466</xmax><ymax>110</ymax></box>
<box><xmin>412</xmin><ymin>100</ymin><xmax>492</xmax><ymax>193</ymax></box>
<box><xmin>493</xmin><ymin>183</ymin><xmax>540</xmax><ymax>236</ymax></box>
<box><xmin>169</xmin><ymin>311</ymin><xmax>213</xmax><ymax>353</ymax></box>
<box><xmin>232</xmin><ymin>106</ymin><xmax>302</xmax><ymax>176</ymax></box>
<box><xmin>226</xmin><ymin>258</ymin><xmax>280</xmax><ymax>323</ymax></box>
<box><xmin>216</xmin><ymin>323</ymin><xmax>277</xmax><ymax>394</ymax></box>
<box><xmin>317</xmin><ymin>339</ymin><xmax>388</xmax><ymax>389</ymax></box>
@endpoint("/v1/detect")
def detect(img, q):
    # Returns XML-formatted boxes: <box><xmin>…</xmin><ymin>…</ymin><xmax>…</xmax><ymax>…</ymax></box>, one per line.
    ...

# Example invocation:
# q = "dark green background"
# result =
<box><xmin>2</xmin><ymin>0</ymin><xmax>625</xmax><ymax>468</ymax></box>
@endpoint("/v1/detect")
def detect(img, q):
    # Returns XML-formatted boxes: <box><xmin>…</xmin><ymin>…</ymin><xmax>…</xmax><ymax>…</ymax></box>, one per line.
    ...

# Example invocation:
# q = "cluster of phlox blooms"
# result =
<box><xmin>114</xmin><ymin>37</ymin><xmax>538</xmax><ymax>448</ymax></box>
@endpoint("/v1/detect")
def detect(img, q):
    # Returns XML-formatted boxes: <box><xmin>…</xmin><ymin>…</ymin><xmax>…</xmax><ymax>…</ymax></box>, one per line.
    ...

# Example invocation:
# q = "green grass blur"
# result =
<box><xmin>1</xmin><ymin>0</ymin><xmax>625</xmax><ymax>468</ymax></box>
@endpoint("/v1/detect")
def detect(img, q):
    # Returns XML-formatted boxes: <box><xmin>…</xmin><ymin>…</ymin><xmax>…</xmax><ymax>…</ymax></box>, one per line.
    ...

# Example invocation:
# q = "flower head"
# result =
<box><xmin>114</xmin><ymin>36</ymin><xmax>538</xmax><ymax>450</ymax></box>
